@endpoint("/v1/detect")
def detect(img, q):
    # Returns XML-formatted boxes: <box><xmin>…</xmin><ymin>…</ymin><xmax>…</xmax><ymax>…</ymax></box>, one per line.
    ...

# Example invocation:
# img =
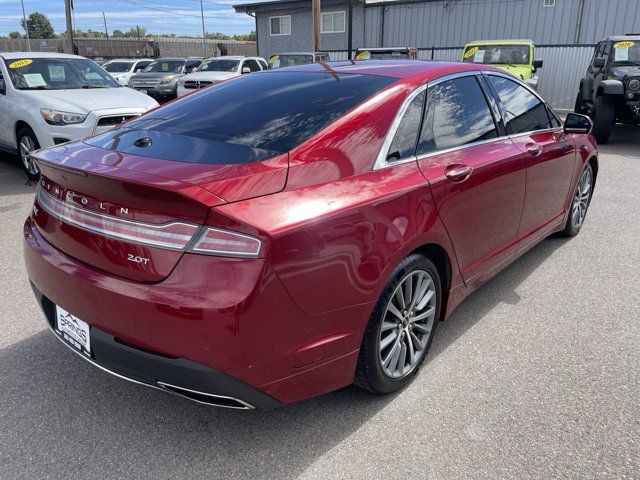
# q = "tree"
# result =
<box><xmin>233</xmin><ymin>31</ymin><xmax>256</xmax><ymax>42</ymax></box>
<box><xmin>21</xmin><ymin>12</ymin><xmax>55</xmax><ymax>39</ymax></box>
<box><xmin>112</xmin><ymin>29</ymin><xmax>125</xmax><ymax>38</ymax></box>
<box><xmin>9</xmin><ymin>31</ymin><xmax>23</xmax><ymax>39</ymax></box>
<box><xmin>126</xmin><ymin>26</ymin><xmax>146</xmax><ymax>38</ymax></box>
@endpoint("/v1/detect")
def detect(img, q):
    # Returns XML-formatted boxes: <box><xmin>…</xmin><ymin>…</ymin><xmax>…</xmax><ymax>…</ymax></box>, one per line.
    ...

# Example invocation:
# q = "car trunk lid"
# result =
<box><xmin>31</xmin><ymin>141</ymin><xmax>287</xmax><ymax>282</ymax></box>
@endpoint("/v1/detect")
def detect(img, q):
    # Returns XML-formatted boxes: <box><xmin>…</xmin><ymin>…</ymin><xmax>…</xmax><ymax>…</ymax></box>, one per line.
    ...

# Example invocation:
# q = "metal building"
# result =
<box><xmin>234</xmin><ymin>0</ymin><xmax>640</xmax><ymax>109</ymax></box>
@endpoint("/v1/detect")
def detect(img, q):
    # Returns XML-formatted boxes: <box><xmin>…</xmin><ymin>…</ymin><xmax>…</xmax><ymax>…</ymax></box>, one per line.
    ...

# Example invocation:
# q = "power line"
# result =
<box><xmin>113</xmin><ymin>0</ymin><xmax>232</xmax><ymax>18</ymax></box>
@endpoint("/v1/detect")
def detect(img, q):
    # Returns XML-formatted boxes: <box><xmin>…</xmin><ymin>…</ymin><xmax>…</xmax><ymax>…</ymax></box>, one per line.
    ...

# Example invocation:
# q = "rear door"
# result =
<box><xmin>0</xmin><ymin>63</ymin><xmax>11</xmax><ymax>147</ymax></box>
<box><xmin>486</xmin><ymin>73</ymin><xmax>575</xmax><ymax>237</ymax></box>
<box><xmin>416</xmin><ymin>73</ymin><xmax>526</xmax><ymax>284</ymax></box>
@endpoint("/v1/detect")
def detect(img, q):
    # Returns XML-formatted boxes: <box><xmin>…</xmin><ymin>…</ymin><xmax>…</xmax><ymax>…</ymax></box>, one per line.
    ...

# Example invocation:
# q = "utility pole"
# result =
<box><xmin>312</xmin><ymin>0</ymin><xmax>321</xmax><ymax>52</ymax></box>
<box><xmin>200</xmin><ymin>0</ymin><xmax>207</xmax><ymax>58</ymax></box>
<box><xmin>64</xmin><ymin>0</ymin><xmax>74</xmax><ymax>54</ymax></box>
<box><xmin>20</xmin><ymin>0</ymin><xmax>31</xmax><ymax>51</ymax></box>
<box><xmin>347</xmin><ymin>0</ymin><xmax>352</xmax><ymax>59</ymax></box>
<box><xmin>103</xmin><ymin>12</ymin><xmax>109</xmax><ymax>39</ymax></box>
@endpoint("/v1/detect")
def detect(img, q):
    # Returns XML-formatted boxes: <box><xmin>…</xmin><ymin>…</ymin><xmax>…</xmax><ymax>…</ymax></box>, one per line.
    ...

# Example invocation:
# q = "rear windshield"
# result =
<box><xmin>86</xmin><ymin>71</ymin><xmax>396</xmax><ymax>164</ymax></box>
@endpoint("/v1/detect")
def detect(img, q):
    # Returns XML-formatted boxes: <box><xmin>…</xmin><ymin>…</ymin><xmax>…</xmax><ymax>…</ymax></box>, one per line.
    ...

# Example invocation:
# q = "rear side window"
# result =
<box><xmin>387</xmin><ymin>90</ymin><xmax>425</xmax><ymax>161</ymax></box>
<box><xmin>489</xmin><ymin>76</ymin><xmax>551</xmax><ymax>134</ymax></box>
<box><xmin>417</xmin><ymin>76</ymin><xmax>497</xmax><ymax>155</ymax></box>
<box><xmin>87</xmin><ymin>72</ymin><xmax>396</xmax><ymax>164</ymax></box>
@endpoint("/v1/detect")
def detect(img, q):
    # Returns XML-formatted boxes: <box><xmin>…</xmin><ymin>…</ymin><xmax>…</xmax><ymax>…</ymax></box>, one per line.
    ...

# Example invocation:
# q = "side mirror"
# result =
<box><xmin>564</xmin><ymin>113</ymin><xmax>593</xmax><ymax>135</ymax></box>
<box><xmin>242</xmin><ymin>67</ymin><xmax>251</xmax><ymax>74</ymax></box>
<box><xmin>532</xmin><ymin>59</ymin><xmax>543</xmax><ymax>71</ymax></box>
<box><xmin>593</xmin><ymin>58</ymin><xmax>606</xmax><ymax>69</ymax></box>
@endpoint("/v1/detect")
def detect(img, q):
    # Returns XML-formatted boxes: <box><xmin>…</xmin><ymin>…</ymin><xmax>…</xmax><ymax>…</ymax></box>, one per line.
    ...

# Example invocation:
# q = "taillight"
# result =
<box><xmin>37</xmin><ymin>187</ymin><xmax>199</xmax><ymax>251</ymax></box>
<box><xmin>190</xmin><ymin>227</ymin><xmax>262</xmax><ymax>258</ymax></box>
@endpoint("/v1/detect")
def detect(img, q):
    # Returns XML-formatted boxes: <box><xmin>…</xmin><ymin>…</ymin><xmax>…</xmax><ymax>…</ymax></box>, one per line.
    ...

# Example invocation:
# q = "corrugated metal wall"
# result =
<box><xmin>328</xmin><ymin>45</ymin><xmax>594</xmax><ymax>110</ymax></box>
<box><xmin>363</xmin><ymin>0</ymin><xmax>640</xmax><ymax>48</ymax></box>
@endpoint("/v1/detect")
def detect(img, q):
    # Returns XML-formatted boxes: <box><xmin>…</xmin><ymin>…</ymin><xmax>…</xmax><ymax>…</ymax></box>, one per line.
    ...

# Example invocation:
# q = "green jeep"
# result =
<box><xmin>461</xmin><ymin>39</ymin><xmax>543</xmax><ymax>90</ymax></box>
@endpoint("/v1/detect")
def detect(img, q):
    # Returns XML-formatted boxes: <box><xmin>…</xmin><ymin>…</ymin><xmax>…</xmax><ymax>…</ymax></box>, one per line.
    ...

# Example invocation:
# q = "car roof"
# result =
<box><xmin>0</xmin><ymin>51</ymin><xmax>86</xmax><ymax>60</ymax></box>
<box><xmin>465</xmin><ymin>39</ymin><xmax>534</xmax><ymax>46</ymax></box>
<box><xmin>356</xmin><ymin>47</ymin><xmax>414</xmax><ymax>51</ymax></box>
<box><xmin>205</xmin><ymin>56</ymin><xmax>262</xmax><ymax>61</ymax></box>
<box><xmin>603</xmin><ymin>35</ymin><xmax>640</xmax><ymax>42</ymax></box>
<box><xmin>271</xmin><ymin>52</ymin><xmax>324</xmax><ymax>56</ymax></box>
<box><xmin>276</xmin><ymin>60</ymin><xmax>502</xmax><ymax>81</ymax></box>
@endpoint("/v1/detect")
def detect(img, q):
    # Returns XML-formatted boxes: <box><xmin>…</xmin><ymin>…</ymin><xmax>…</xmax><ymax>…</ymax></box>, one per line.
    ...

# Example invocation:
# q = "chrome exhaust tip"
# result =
<box><xmin>157</xmin><ymin>381</ymin><xmax>255</xmax><ymax>410</ymax></box>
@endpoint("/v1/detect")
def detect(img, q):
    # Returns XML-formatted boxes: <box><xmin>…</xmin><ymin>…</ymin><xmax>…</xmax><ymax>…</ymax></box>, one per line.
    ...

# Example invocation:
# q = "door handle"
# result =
<box><xmin>525</xmin><ymin>142</ymin><xmax>542</xmax><ymax>156</ymax></box>
<box><xmin>445</xmin><ymin>164</ymin><xmax>472</xmax><ymax>182</ymax></box>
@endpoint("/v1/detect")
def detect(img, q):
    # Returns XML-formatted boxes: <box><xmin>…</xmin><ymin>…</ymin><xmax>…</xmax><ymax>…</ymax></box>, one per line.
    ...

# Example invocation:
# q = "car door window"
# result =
<box><xmin>258</xmin><ymin>60</ymin><xmax>268</xmax><ymax>70</ymax></box>
<box><xmin>136</xmin><ymin>61</ymin><xmax>151</xmax><ymax>72</ymax></box>
<box><xmin>386</xmin><ymin>90</ymin><xmax>425</xmax><ymax>161</ymax></box>
<box><xmin>0</xmin><ymin>71</ymin><xmax>5</xmax><ymax>94</ymax></box>
<box><xmin>417</xmin><ymin>76</ymin><xmax>497</xmax><ymax>155</ymax></box>
<box><xmin>244</xmin><ymin>60</ymin><xmax>261</xmax><ymax>72</ymax></box>
<box><xmin>489</xmin><ymin>76</ymin><xmax>552</xmax><ymax>135</ymax></box>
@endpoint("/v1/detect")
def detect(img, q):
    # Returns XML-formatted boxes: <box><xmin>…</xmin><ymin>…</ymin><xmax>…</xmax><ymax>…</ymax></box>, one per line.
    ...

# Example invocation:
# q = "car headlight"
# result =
<box><xmin>40</xmin><ymin>109</ymin><xmax>87</xmax><ymax>126</ymax></box>
<box><xmin>159</xmin><ymin>76</ymin><xmax>176</xmax><ymax>85</ymax></box>
<box><xmin>628</xmin><ymin>78</ymin><xmax>640</xmax><ymax>91</ymax></box>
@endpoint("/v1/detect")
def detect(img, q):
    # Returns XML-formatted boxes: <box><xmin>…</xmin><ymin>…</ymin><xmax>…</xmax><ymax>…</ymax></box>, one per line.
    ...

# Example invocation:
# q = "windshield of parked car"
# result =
<box><xmin>268</xmin><ymin>54</ymin><xmax>314</xmax><ymax>69</ymax></box>
<box><xmin>197</xmin><ymin>59</ymin><xmax>240</xmax><ymax>72</ymax></box>
<box><xmin>4</xmin><ymin>57</ymin><xmax>119</xmax><ymax>90</ymax></box>
<box><xmin>462</xmin><ymin>45</ymin><xmax>530</xmax><ymax>65</ymax></box>
<box><xmin>611</xmin><ymin>41</ymin><xmax>640</xmax><ymax>64</ymax></box>
<box><xmin>143</xmin><ymin>60</ymin><xmax>184</xmax><ymax>73</ymax></box>
<box><xmin>103</xmin><ymin>61</ymin><xmax>134</xmax><ymax>73</ymax></box>
<box><xmin>86</xmin><ymin>71</ymin><xmax>397</xmax><ymax>164</ymax></box>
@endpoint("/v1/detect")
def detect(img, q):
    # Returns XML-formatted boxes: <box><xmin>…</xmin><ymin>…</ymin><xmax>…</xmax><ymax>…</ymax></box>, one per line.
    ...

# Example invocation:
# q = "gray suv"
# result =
<box><xmin>128</xmin><ymin>57</ymin><xmax>203</xmax><ymax>102</ymax></box>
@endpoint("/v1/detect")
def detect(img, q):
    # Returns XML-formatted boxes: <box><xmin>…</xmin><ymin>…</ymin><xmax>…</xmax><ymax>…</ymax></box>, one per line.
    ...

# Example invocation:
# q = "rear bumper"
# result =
<box><xmin>32</xmin><ymin>283</ymin><xmax>280</xmax><ymax>409</ymax></box>
<box><xmin>23</xmin><ymin>216</ymin><xmax>365</xmax><ymax>406</ymax></box>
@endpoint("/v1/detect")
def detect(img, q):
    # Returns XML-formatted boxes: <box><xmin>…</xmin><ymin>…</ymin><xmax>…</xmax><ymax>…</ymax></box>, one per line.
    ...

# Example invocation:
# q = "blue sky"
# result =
<box><xmin>0</xmin><ymin>0</ymin><xmax>261</xmax><ymax>36</ymax></box>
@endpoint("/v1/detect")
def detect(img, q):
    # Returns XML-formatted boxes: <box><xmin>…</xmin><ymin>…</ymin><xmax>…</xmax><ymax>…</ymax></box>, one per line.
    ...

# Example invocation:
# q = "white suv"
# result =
<box><xmin>102</xmin><ymin>58</ymin><xmax>153</xmax><ymax>86</ymax></box>
<box><xmin>0</xmin><ymin>52</ymin><xmax>158</xmax><ymax>177</ymax></box>
<box><xmin>176</xmin><ymin>56</ymin><xmax>267</xmax><ymax>97</ymax></box>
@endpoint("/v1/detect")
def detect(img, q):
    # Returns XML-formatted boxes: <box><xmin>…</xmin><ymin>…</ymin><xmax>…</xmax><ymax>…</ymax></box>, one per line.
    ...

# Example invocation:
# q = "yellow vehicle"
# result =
<box><xmin>461</xmin><ymin>39</ymin><xmax>543</xmax><ymax>90</ymax></box>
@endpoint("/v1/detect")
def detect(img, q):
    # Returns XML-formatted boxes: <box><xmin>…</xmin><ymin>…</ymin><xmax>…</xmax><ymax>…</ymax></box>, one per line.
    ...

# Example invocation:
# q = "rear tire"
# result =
<box><xmin>355</xmin><ymin>254</ymin><xmax>441</xmax><ymax>394</ymax></box>
<box><xmin>592</xmin><ymin>95</ymin><xmax>615</xmax><ymax>144</ymax></box>
<box><xmin>562</xmin><ymin>164</ymin><xmax>594</xmax><ymax>237</ymax></box>
<box><xmin>17</xmin><ymin>127</ymin><xmax>41</xmax><ymax>180</ymax></box>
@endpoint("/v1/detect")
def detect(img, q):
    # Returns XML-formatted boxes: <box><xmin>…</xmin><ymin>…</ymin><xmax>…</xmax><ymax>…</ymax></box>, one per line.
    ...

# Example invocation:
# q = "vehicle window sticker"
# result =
<box><xmin>463</xmin><ymin>47</ymin><xmax>478</xmax><ymax>59</ymax></box>
<box><xmin>8</xmin><ymin>59</ymin><xmax>32</xmax><ymax>69</ymax></box>
<box><xmin>48</xmin><ymin>65</ymin><xmax>65</xmax><ymax>81</ymax></box>
<box><xmin>613</xmin><ymin>41</ymin><xmax>634</xmax><ymax>62</ymax></box>
<box><xmin>355</xmin><ymin>51</ymin><xmax>370</xmax><ymax>60</ymax></box>
<box><xmin>23</xmin><ymin>73</ymin><xmax>47</xmax><ymax>87</ymax></box>
<box><xmin>474</xmin><ymin>49</ymin><xmax>485</xmax><ymax>62</ymax></box>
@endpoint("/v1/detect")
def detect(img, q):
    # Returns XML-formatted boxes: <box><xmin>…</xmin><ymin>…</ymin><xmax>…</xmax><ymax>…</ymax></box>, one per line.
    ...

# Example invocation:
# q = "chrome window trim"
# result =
<box><xmin>415</xmin><ymin>136</ymin><xmax>507</xmax><ymax>162</ymax></box>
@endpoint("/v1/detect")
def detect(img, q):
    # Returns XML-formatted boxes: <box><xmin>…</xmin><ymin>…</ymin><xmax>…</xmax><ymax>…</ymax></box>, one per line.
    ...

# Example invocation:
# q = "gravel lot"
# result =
<box><xmin>1</xmin><ymin>128</ymin><xmax>638</xmax><ymax>479</ymax></box>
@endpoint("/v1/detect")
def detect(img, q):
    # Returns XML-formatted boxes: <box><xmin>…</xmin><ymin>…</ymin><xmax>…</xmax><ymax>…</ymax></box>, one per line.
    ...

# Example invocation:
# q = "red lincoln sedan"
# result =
<box><xmin>24</xmin><ymin>61</ymin><xmax>597</xmax><ymax>409</ymax></box>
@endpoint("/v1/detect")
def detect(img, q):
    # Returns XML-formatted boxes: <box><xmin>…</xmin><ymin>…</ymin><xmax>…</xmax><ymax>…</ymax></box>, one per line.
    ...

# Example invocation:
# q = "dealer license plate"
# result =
<box><xmin>55</xmin><ymin>305</ymin><xmax>91</xmax><ymax>357</ymax></box>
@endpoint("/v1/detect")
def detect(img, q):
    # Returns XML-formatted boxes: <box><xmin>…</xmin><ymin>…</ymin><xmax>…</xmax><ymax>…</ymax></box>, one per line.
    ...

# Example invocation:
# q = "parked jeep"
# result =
<box><xmin>575</xmin><ymin>35</ymin><xmax>640</xmax><ymax>143</ymax></box>
<box><xmin>462</xmin><ymin>39</ymin><xmax>542</xmax><ymax>90</ymax></box>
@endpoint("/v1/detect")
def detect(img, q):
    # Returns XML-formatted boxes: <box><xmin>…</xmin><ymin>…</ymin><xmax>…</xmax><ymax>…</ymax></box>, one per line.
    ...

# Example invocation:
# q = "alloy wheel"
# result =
<box><xmin>378</xmin><ymin>269</ymin><xmax>437</xmax><ymax>379</ymax></box>
<box><xmin>571</xmin><ymin>168</ymin><xmax>592</xmax><ymax>230</ymax></box>
<box><xmin>19</xmin><ymin>136</ymin><xmax>39</xmax><ymax>176</ymax></box>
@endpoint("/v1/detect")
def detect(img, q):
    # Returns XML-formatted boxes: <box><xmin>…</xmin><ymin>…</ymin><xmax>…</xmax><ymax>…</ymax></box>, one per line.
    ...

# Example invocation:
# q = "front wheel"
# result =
<box><xmin>355</xmin><ymin>254</ymin><xmax>441</xmax><ymax>394</ymax></box>
<box><xmin>562</xmin><ymin>164</ymin><xmax>594</xmax><ymax>237</ymax></box>
<box><xmin>17</xmin><ymin>127</ymin><xmax>40</xmax><ymax>180</ymax></box>
<box><xmin>592</xmin><ymin>95</ymin><xmax>615</xmax><ymax>144</ymax></box>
